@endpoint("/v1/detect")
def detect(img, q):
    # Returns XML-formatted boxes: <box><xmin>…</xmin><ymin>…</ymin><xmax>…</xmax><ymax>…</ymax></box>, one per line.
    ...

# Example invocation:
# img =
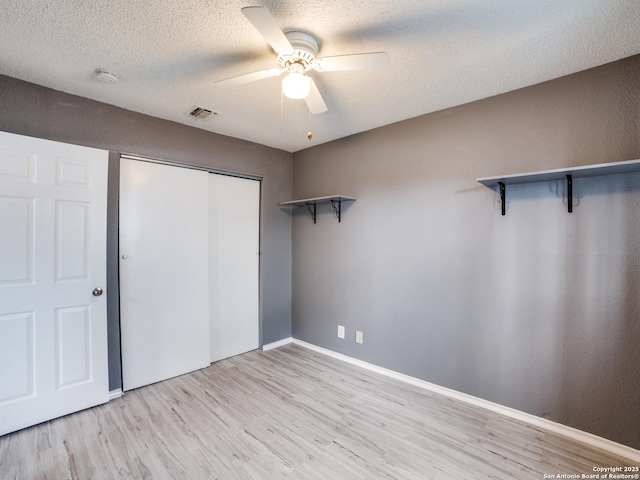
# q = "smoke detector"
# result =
<box><xmin>94</xmin><ymin>69</ymin><xmax>119</xmax><ymax>83</ymax></box>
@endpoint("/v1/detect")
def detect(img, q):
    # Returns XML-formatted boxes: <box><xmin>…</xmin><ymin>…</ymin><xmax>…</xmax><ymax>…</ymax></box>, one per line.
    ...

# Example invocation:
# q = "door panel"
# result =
<box><xmin>119</xmin><ymin>159</ymin><xmax>210</xmax><ymax>391</ymax></box>
<box><xmin>0</xmin><ymin>312</ymin><xmax>35</xmax><ymax>403</ymax></box>
<box><xmin>55</xmin><ymin>305</ymin><xmax>92</xmax><ymax>388</ymax></box>
<box><xmin>55</xmin><ymin>201</ymin><xmax>89</xmax><ymax>281</ymax></box>
<box><xmin>0</xmin><ymin>196</ymin><xmax>34</xmax><ymax>285</ymax></box>
<box><xmin>0</xmin><ymin>149</ymin><xmax>35</xmax><ymax>181</ymax></box>
<box><xmin>56</xmin><ymin>157</ymin><xmax>92</xmax><ymax>187</ymax></box>
<box><xmin>209</xmin><ymin>174</ymin><xmax>260</xmax><ymax>363</ymax></box>
<box><xmin>0</xmin><ymin>131</ymin><xmax>109</xmax><ymax>436</ymax></box>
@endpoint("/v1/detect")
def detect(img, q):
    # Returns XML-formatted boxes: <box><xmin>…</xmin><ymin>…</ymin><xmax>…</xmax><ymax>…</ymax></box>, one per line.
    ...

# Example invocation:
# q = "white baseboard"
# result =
<box><xmin>262</xmin><ymin>337</ymin><xmax>293</xmax><ymax>351</ymax></box>
<box><xmin>109</xmin><ymin>389</ymin><xmax>123</xmax><ymax>401</ymax></box>
<box><xmin>289</xmin><ymin>338</ymin><xmax>640</xmax><ymax>462</ymax></box>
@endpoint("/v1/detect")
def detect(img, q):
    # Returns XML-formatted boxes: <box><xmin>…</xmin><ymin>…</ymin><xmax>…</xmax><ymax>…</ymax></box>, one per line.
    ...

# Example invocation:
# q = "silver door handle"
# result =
<box><xmin>93</xmin><ymin>287</ymin><xmax>103</xmax><ymax>297</ymax></box>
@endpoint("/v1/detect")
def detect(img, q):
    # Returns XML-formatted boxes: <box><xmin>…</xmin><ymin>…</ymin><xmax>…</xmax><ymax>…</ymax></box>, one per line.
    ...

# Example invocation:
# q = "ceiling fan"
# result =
<box><xmin>215</xmin><ymin>6</ymin><xmax>390</xmax><ymax>114</ymax></box>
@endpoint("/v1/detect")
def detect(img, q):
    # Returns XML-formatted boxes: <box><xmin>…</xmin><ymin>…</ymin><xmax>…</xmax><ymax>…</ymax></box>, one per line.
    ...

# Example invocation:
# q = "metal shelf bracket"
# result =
<box><xmin>330</xmin><ymin>199</ymin><xmax>342</xmax><ymax>222</ymax></box>
<box><xmin>498</xmin><ymin>182</ymin><xmax>506</xmax><ymax>216</ymax></box>
<box><xmin>566</xmin><ymin>174</ymin><xmax>573</xmax><ymax>213</ymax></box>
<box><xmin>305</xmin><ymin>202</ymin><xmax>317</xmax><ymax>224</ymax></box>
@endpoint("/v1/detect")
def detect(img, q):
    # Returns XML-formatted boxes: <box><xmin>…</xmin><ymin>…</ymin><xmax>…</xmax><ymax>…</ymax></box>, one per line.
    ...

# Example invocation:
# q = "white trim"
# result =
<box><xmin>290</xmin><ymin>339</ymin><xmax>640</xmax><ymax>462</ymax></box>
<box><xmin>109</xmin><ymin>389</ymin><xmax>123</xmax><ymax>401</ymax></box>
<box><xmin>262</xmin><ymin>337</ymin><xmax>293</xmax><ymax>351</ymax></box>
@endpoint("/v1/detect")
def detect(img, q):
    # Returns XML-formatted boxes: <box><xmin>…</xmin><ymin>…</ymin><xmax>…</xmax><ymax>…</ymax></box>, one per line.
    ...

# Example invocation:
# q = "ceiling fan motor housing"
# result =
<box><xmin>277</xmin><ymin>31</ymin><xmax>319</xmax><ymax>70</ymax></box>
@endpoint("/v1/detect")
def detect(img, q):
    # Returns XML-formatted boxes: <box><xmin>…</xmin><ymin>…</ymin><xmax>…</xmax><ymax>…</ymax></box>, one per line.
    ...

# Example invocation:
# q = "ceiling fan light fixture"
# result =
<box><xmin>282</xmin><ymin>70</ymin><xmax>311</xmax><ymax>99</ymax></box>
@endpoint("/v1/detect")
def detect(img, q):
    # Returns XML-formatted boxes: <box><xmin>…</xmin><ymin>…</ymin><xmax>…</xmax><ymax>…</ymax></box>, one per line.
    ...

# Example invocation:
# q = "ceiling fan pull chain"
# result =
<box><xmin>307</xmin><ymin>109</ymin><xmax>313</xmax><ymax>140</ymax></box>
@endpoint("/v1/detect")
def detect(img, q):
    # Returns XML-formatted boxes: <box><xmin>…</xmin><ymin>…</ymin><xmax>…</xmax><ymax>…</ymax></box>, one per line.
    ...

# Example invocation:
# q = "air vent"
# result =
<box><xmin>185</xmin><ymin>106</ymin><xmax>219</xmax><ymax>120</ymax></box>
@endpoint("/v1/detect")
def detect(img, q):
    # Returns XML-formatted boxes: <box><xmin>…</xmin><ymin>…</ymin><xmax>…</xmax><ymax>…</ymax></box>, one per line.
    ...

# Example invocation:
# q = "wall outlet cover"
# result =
<box><xmin>337</xmin><ymin>325</ymin><xmax>345</xmax><ymax>339</ymax></box>
<box><xmin>355</xmin><ymin>331</ymin><xmax>363</xmax><ymax>344</ymax></box>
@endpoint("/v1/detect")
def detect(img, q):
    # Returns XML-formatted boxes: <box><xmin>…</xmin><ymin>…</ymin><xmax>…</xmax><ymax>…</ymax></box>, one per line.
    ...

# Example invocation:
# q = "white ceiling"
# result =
<box><xmin>2</xmin><ymin>0</ymin><xmax>639</xmax><ymax>153</ymax></box>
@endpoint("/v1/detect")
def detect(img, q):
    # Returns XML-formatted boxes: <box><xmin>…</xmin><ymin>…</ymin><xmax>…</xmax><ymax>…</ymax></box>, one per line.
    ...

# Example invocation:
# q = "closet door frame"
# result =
<box><xmin>118</xmin><ymin>154</ymin><xmax>263</xmax><ymax>382</ymax></box>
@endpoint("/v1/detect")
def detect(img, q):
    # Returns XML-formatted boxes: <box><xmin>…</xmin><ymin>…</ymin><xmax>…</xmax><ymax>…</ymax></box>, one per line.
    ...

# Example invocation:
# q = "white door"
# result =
<box><xmin>0</xmin><ymin>131</ymin><xmax>109</xmax><ymax>436</ymax></box>
<box><xmin>119</xmin><ymin>159</ymin><xmax>210</xmax><ymax>391</ymax></box>
<box><xmin>209</xmin><ymin>174</ymin><xmax>260</xmax><ymax>362</ymax></box>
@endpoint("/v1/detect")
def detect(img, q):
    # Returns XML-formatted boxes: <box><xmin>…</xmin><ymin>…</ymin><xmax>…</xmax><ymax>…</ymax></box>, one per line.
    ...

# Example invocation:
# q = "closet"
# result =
<box><xmin>119</xmin><ymin>158</ymin><xmax>259</xmax><ymax>391</ymax></box>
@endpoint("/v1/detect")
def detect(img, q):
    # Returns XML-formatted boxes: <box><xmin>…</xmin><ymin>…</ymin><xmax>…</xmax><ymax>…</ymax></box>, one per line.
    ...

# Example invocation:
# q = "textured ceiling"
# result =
<box><xmin>1</xmin><ymin>0</ymin><xmax>639</xmax><ymax>153</ymax></box>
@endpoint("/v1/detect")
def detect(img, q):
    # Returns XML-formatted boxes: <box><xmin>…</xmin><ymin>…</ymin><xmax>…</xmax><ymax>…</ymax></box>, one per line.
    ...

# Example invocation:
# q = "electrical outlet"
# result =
<box><xmin>337</xmin><ymin>325</ymin><xmax>345</xmax><ymax>339</ymax></box>
<box><xmin>355</xmin><ymin>330</ymin><xmax>363</xmax><ymax>344</ymax></box>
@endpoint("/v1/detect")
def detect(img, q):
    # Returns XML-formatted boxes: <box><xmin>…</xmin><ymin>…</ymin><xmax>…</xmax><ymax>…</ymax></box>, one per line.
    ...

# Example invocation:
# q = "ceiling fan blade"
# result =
<box><xmin>215</xmin><ymin>68</ymin><xmax>283</xmax><ymax>87</ymax></box>
<box><xmin>305</xmin><ymin>79</ymin><xmax>328</xmax><ymax>114</ymax></box>
<box><xmin>313</xmin><ymin>52</ymin><xmax>390</xmax><ymax>72</ymax></box>
<box><xmin>241</xmin><ymin>6</ymin><xmax>294</xmax><ymax>56</ymax></box>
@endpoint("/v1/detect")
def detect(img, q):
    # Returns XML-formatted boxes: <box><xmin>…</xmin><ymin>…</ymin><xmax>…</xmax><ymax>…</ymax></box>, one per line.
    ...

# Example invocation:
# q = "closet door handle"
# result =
<box><xmin>92</xmin><ymin>287</ymin><xmax>103</xmax><ymax>297</ymax></box>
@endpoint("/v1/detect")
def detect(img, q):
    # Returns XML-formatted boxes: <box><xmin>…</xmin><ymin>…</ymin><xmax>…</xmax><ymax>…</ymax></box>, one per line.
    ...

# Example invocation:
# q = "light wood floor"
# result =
<box><xmin>0</xmin><ymin>344</ymin><xmax>635</xmax><ymax>479</ymax></box>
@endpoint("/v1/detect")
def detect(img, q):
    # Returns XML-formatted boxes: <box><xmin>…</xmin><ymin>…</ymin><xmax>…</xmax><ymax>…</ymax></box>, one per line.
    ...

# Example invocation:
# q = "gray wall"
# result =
<box><xmin>291</xmin><ymin>55</ymin><xmax>640</xmax><ymax>448</ymax></box>
<box><xmin>0</xmin><ymin>75</ymin><xmax>293</xmax><ymax>391</ymax></box>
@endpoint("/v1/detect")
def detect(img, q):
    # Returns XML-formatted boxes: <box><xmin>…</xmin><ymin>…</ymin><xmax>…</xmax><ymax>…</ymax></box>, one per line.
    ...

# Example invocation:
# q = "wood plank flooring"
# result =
<box><xmin>0</xmin><ymin>344</ymin><xmax>636</xmax><ymax>479</ymax></box>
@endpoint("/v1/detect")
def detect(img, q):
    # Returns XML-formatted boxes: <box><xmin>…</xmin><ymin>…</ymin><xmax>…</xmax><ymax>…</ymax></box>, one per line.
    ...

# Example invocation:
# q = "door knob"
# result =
<box><xmin>93</xmin><ymin>287</ymin><xmax>103</xmax><ymax>297</ymax></box>
<box><xmin>121</xmin><ymin>254</ymin><xmax>128</xmax><ymax>259</ymax></box>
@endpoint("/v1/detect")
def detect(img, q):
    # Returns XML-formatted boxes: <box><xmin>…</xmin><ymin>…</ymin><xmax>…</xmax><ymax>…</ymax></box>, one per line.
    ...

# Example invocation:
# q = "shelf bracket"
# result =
<box><xmin>498</xmin><ymin>182</ymin><xmax>506</xmax><ymax>216</ymax></box>
<box><xmin>566</xmin><ymin>174</ymin><xmax>573</xmax><ymax>213</ymax></box>
<box><xmin>305</xmin><ymin>202</ymin><xmax>317</xmax><ymax>224</ymax></box>
<box><xmin>330</xmin><ymin>199</ymin><xmax>342</xmax><ymax>222</ymax></box>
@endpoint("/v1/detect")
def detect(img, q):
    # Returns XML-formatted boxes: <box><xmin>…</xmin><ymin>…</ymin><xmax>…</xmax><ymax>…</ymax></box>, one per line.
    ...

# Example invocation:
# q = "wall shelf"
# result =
<box><xmin>477</xmin><ymin>159</ymin><xmax>640</xmax><ymax>215</ymax></box>
<box><xmin>279</xmin><ymin>195</ymin><xmax>356</xmax><ymax>223</ymax></box>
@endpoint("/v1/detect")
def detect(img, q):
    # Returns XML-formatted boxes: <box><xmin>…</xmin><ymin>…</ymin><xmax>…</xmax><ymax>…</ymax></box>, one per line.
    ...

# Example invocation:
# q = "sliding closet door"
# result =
<box><xmin>209</xmin><ymin>174</ymin><xmax>260</xmax><ymax>362</ymax></box>
<box><xmin>120</xmin><ymin>159</ymin><xmax>209</xmax><ymax>391</ymax></box>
